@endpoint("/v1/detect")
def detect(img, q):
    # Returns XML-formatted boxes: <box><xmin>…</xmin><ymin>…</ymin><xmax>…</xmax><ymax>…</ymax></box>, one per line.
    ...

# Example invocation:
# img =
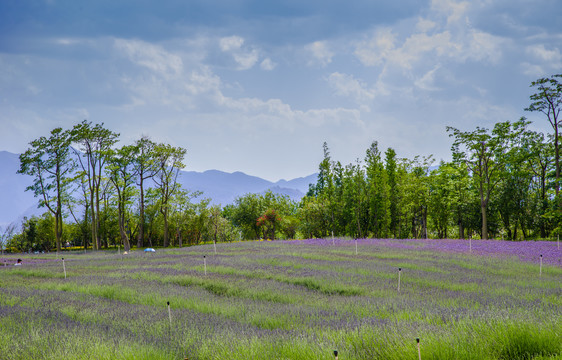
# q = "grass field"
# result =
<box><xmin>1</xmin><ymin>238</ymin><xmax>561</xmax><ymax>360</ymax></box>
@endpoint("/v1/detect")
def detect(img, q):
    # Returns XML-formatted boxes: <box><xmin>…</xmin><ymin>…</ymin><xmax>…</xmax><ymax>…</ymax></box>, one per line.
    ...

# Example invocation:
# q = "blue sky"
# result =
<box><xmin>1</xmin><ymin>0</ymin><xmax>561</xmax><ymax>181</ymax></box>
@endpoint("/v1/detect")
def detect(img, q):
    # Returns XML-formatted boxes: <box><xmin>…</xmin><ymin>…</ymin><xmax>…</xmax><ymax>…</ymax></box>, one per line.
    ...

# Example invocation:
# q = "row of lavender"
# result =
<box><xmin>0</xmin><ymin>238</ymin><xmax>560</xmax><ymax>359</ymax></box>
<box><xmin>290</xmin><ymin>237</ymin><xmax>562</xmax><ymax>266</ymax></box>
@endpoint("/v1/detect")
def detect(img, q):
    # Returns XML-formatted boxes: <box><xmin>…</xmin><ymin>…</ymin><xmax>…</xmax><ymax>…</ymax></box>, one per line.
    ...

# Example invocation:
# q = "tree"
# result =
<box><xmin>257</xmin><ymin>209</ymin><xmax>281</xmax><ymax>240</ymax></box>
<box><xmin>524</xmin><ymin>131</ymin><xmax>554</xmax><ymax>238</ymax></box>
<box><xmin>428</xmin><ymin>162</ymin><xmax>455</xmax><ymax>239</ymax></box>
<box><xmin>401</xmin><ymin>156</ymin><xmax>433</xmax><ymax>239</ymax></box>
<box><xmin>72</xmin><ymin>121</ymin><xmax>119</xmax><ymax>250</ymax></box>
<box><xmin>385</xmin><ymin>148</ymin><xmax>400</xmax><ymax>238</ymax></box>
<box><xmin>526</xmin><ymin>74</ymin><xmax>562</xmax><ymax>196</ymax></box>
<box><xmin>297</xmin><ymin>196</ymin><xmax>327</xmax><ymax>239</ymax></box>
<box><xmin>132</xmin><ymin>136</ymin><xmax>158</xmax><ymax>248</ymax></box>
<box><xmin>153</xmin><ymin>143</ymin><xmax>187</xmax><ymax>247</ymax></box>
<box><xmin>224</xmin><ymin>193</ymin><xmax>263</xmax><ymax>239</ymax></box>
<box><xmin>447</xmin><ymin>126</ymin><xmax>499</xmax><ymax>240</ymax></box>
<box><xmin>171</xmin><ymin>189</ymin><xmax>202</xmax><ymax>248</ymax></box>
<box><xmin>0</xmin><ymin>223</ymin><xmax>16</xmax><ymax>254</ymax></box>
<box><xmin>66</xmin><ymin>172</ymin><xmax>92</xmax><ymax>249</ymax></box>
<box><xmin>447</xmin><ymin>119</ymin><xmax>529</xmax><ymax>240</ymax></box>
<box><xmin>364</xmin><ymin>141</ymin><xmax>390</xmax><ymax>238</ymax></box>
<box><xmin>18</xmin><ymin>127</ymin><xmax>74</xmax><ymax>252</ymax></box>
<box><xmin>492</xmin><ymin>119</ymin><xmax>534</xmax><ymax>240</ymax></box>
<box><xmin>107</xmin><ymin>145</ymin><xmax>138</xmax><ymax>251</ymax></box>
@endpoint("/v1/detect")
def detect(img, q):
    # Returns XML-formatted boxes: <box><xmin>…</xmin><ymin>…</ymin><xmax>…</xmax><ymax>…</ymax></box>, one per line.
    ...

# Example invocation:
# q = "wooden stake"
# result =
<box><xmin>167</xmin><ymin>301</ymin><xmax>172</xmax><ymax>326</ymax></box>
<box><xmin>417</xmin><ymin>338</ymin><xmax>421</xmax><ymax>360</ymax></box>
<box><xmin>332</xmin><ymin>231</ymin><xmax>335</xmax><ymax>246</ymax></box>
<box><xmin>204</xmin><ymin>256</ymin><xmax>207</xmax><ymax>276</ymax></box>
<box><xmin>398</xmin><ymin>268</ymin><xmax>402</xmax><ymax>293</ymax></box>
<box><xmin>62</xmin><ymin>258</ymin><xmax>67</xmax><ymax>279</ymax></box>
<box><xmin>355</xmin><ymin>239</ymin><xmax>358</xmax><ymax>255</ymax></box>
<box><xmin>539</xmin><ymin>255</ymin><xmax>543</xmax><ymax>277</ymax></box>
<box><xmin>214</xmin><ymin>241</ymin><xmax>217</xmax><ymax>254</ymax></box>
<box><xmin>469</xmin><ymin>238</ymin><xmax>472</xmax><ymax>253</ymax></box>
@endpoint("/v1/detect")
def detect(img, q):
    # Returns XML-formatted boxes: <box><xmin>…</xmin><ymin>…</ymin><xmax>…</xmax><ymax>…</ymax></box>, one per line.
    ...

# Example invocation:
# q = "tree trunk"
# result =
<box><xmin>138</xmin><ymin>178</ymin><xmax>144</xmax><ymax>248</ymax></box>
<box><xmin>163</xmin><ymin>209</ymin><xmax>169</xmax><ymax>247</ymax></box>
<box><xmin>481</xmin><ymin>202</ymin><xmax>488</xmax><ymax>240</ymax></box>
<box><xmin>90</xmin><ymin>190</ymin><xmax>98</xmax><ymax>251</ymax></box>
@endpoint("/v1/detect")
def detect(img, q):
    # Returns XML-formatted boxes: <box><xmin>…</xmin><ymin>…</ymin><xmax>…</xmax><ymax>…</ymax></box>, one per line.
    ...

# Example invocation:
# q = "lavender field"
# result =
<box><xmin>1</xmin><ymin>238</ymin><xmax>561</xmax><ymax>360</ymax></box>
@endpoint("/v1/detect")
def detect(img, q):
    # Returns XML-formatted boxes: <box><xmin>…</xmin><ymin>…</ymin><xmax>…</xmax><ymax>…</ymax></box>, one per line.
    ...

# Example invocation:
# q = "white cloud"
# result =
<box><xmin>233</xmin><ymin>49</ymin><xmax>259</xmax><ymax>70</ymax></box>
<box><xmin>521</xmin><ymin>62</ymin><xmax>545</xmax><ymax>77</ymax></box>
<box><xmin>219</xmin><ymin>35</ymin><xmax>260</xmax><ymax>70</ymax></box>
<box><xmin>464</xmin><ymin>30</ymin><xmax>505</xmax><ymax>63</ymax></box>
<box><xmin>354</xmin><ymin>1</ymin><xmax>506</xmax><ymax>71</ymax></box>
<box><xmin>305</xmin><ymin>41</ymin><xmax>334</xmax><ymax>67</ymax></box>
<box><xmin>416</xmin><ymin>18</ymin><xmax>437</xmax><ymax>33</ymax></box>
<box><xmin>526</xmin><ymin>44</ymin><xmax>562</xmax><ymax>64</ymax></box>
<box><xmin>114</xmin><ymin>38</ymin><xmax>183</xmax><ymax>78</ymax></box>
<box><xmin>54</xmin><ymin>38</ymin><xmax>80</xmax><ymax>46</ymax></box>
<box><xmin>354</xmin><ymin>28</ymin><xmax>396</xmax><ymax>67</ymax></box>
<box><xmin>260</xmin><ymin>58</ymin><xmax>276</xmax><ymax>71</ymax></box>
<box><xmin>219</xmin><ymin>36</ymin><xmax>244</xmax><ymax>52</ymax></box>
<box><xmin>414</xmin><ymin>65</ymin><xmax>441</xmax><ymax>91</ymax></box>
<box><xmin>327</xmin><ymin>72</ymin><xmax>376</xmax><ymax>103</ymax></box>
<box><xmin>430</xmin><ymin>0</ymin><xmax>469</xmax><ymax>26</ymax></box>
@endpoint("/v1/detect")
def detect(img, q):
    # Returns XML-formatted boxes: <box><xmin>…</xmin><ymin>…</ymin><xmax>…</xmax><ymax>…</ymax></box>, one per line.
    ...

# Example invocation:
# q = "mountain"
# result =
<box><xmin>0</xmin><ymin>151</ymin><xmax>316</xmax><ymax>227</ymax></box>
<box><xmin>0</xmin><ymin>151</ymin><xmax>42</xmax><ymax>228</ymax></box>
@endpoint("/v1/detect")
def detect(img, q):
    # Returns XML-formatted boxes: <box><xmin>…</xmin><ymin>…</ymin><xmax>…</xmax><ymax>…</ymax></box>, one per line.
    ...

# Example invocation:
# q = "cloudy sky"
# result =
<box><xmin>1</xmin><ymin>0</ymin><xmax>561</xmax><ymax>181</ymax></box>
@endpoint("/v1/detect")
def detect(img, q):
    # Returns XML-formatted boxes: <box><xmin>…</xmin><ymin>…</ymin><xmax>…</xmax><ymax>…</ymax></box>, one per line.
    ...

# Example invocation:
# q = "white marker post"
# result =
<box><xmin>469</xmin><ymin>238</ymin><xmax>472</xmax><ymax>253</ymax></box>
<box><xmin>204</xmin><ymin>256</ymin><xmax>207</xmax><ymax>276</ymax></box>
<box><xmin>416</xmin><ymin>338</ymin><xmax>421</xmax><ymax>360</ymax></box>
<box><xmin>398</xmin><ymin>268</ymin><xmax>402</xmax><ymax>293</ymax></box>
<box><xmin>355</xmin><ymin>239</ymin><xmax>358</xmax><ymax>255</ymax></box>
<box><xmin>214</xmin><ymin>241</ymin><xmax>217</xmax><ymax>254</ymax></box>
<box><xmin>167</xmin><ymin>301</ymin><xmax>172</xmax><ymax>326</ymax></box>
<box><xmin>539</xmin><ymin>254</ymin><xmax>543</xmax><ymax>277</ymax></box>
<box><xmin>62</xmin><ymin>258</ymin><xmax>67</xmax><ymax>279</ymax></box>
<box><xmin>332</xmin><ymin>231</ymin><xmax>335</xmax><ymax>246</ymax></box>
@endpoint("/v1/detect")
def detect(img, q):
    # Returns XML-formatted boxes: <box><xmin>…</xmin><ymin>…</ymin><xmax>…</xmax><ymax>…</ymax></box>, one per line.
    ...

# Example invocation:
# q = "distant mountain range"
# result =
<box><xmin>0</xmin><ymin>150</ymin><xmax>316</xmax><ymax>227</ymax></box>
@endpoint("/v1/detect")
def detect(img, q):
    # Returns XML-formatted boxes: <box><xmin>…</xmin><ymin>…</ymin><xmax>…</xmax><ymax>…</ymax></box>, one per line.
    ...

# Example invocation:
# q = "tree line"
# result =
<box><xmin>1</xmin><ymin>74</ymin><xmax>561</xmax><ymax>252</ymax></box>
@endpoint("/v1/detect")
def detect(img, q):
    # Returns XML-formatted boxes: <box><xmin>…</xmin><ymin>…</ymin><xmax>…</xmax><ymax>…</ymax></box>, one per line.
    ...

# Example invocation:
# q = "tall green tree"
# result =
<box><xmin>492</xmin><ymin>119</ymin><xmax>533</xmax><ymax>239</ymax></box>
<box><xmin>107</xmin><ymin>145</ymin><xmax>138</xmax><ymax>251</ymax></box>
<box><xmin>385</xmin><ymin>148</ymin><xmax>399</xmax><ymax>238</ymax></box>
<box><xmin>132</xmin><ymin>136</ymin><xmax>158</xmax><ymax>248</ymax></box>
<box><xmin>153</xmin><ymin>143</ymin><xmax>187</xmax><ymax>247</ymax></box>
<box><xmin>224</xmin><ymin>193</ymin><xmax>263</xmax><ymax>239</ymax></box>
<box><xmin>364</xmin><ymin>141</ymin><xmax>390</xmax><ymax>238</ymax></box>
<box><xmin>72</xmin><ymin>121</ymin><xmax>119</xmax><ymax>250</ymax></box>
<box><xmin>447</xmin><ymin>125</ymin><xmax>499</xmax><ymax>240</ymax></box>
<box><xmin>401</xmin><ymin>156</ymin><xmax>433</xmax><ymax>238</ymax></box>
<box><xmin>428</xmin><ymin>162</ymin><xmax>455</xmax><ymax>239</ymax></box>
<box><xmin>524</xmin><ymin>131</ymin><xmax>554</xmax><ymax>238</ymax></box>
<box><xmin>525</xmin><ymin>74</ymin><xmax>562</xmax><ymax>196</ymax></box>
<box><xmin>18</xmin><ymin>127</ymin><xmax>74</xmax><ymax>252</ymax></box>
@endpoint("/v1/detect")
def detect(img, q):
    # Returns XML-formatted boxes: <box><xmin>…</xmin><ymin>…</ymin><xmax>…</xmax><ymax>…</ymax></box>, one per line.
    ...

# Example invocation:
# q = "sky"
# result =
<box><xmin>1</xmin><ymin>0</ymin><xmax>561</xmax><ymax>182</ymax></box>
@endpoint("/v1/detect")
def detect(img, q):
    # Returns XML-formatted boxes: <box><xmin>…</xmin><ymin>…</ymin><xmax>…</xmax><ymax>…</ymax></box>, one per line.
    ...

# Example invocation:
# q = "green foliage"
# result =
<box><xmin>13</xmin><ymin>74</ymin><xmax>562</xmax><ymax>245</ymax></box>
